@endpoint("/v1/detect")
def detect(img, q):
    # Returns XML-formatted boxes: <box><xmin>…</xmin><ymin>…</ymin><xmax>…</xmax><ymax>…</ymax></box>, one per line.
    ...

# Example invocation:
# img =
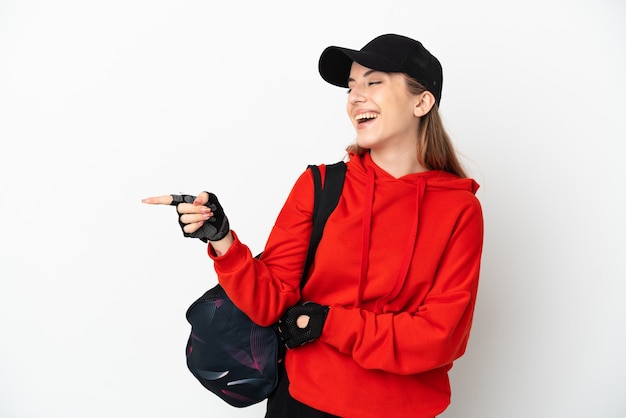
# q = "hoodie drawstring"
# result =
<box><xmin>355</xmin><ymin>165</ymin><xmax>375</xmax><ymax>308</ymax></box>
<box><xmin>374</xmin><ymin>177</ymin><xmax>425</xmax><ymax>312</ymax></box>
<box><xmin>356</xmin><ymin>166</ymin><xmax>425</xmax><ymax>311</ymax></box>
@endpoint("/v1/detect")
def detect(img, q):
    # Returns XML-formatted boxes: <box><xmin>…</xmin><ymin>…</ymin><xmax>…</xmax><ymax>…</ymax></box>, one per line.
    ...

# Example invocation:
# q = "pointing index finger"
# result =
<box><xmin>141</xmin><ymin>195</ymin><xmax>174</xmax><ymax>205</ymax></box>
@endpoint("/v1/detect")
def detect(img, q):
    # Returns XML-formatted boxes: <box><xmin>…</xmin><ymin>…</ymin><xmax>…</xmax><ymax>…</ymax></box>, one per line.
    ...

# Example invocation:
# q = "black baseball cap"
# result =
<box><xmin>318</xmin><ymin>34</ymin><xmax>443</xmax><ymax>105</ymax></box>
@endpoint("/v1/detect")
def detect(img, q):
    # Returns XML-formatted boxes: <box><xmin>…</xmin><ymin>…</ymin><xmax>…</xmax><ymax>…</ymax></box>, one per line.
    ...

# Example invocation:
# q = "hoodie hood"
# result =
<box><xmin>351</xmin><ymin>151</ymin><xmax>479</xmax><ymax>194</ymax></box>
<box><xmin>349</xmin><ymin>152</ymin><xmax>479</xmax><ymax>309</ymax></box>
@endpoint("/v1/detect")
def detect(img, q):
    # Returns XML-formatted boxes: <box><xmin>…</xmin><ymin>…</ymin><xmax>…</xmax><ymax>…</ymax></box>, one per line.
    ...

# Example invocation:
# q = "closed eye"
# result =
<box><xmin>347</xmin><ymin>81</ymin><xmax>381</xmax><ymax>94</ymax></box>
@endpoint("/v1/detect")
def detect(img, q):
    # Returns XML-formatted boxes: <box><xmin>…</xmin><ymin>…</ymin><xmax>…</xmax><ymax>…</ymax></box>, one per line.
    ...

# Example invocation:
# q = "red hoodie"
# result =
<box><xmin>209</xmin><ymin>152</ymin><xmax>484</xmax><ymax>418</ymax></box>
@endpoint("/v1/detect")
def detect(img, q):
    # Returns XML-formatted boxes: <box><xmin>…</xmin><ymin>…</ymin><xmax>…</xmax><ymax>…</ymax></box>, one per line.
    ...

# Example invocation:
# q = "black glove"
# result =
<box><xmin>170</xmin><ymin>192</ymin><xmax>230</xmax><ymax>242</ymax></box>
<box><xmin>278</xmin><ymin>302</ymin><xmax>329</xmax><ymax>349</ymax></box>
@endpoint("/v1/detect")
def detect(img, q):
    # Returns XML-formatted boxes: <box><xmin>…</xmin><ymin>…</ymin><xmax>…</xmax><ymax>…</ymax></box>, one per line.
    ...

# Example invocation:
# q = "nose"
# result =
<box><xmin>348</xmin><ymin>85</ymin><xmax>366</xmax><ymax>105</ymax></box>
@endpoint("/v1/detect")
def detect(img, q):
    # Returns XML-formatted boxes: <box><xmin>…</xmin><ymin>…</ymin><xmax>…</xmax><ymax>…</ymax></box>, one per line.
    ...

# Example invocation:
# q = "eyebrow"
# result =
<box><xmin>347</xmin><ymin>69</ymin><xmax>379</xmax><ymax>84</ymax></box>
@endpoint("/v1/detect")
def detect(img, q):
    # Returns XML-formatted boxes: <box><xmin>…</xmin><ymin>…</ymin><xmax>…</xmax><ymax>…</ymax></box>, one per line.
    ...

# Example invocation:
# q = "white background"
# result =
<box><xmin>1</xmin><ymin>1</ymin><xmax>625</xmax><ymax>417</ymax></box>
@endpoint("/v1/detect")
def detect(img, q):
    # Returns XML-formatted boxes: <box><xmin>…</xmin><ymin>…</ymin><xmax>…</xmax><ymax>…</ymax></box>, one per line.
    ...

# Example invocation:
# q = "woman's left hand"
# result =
<box><xmin>278</xmin><ymin>302</ymin><xmax>329</xmax><ymax>348</ymax></box>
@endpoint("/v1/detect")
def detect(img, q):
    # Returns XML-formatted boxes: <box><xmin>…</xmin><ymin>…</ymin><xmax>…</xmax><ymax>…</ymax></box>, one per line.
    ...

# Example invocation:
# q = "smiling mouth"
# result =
<box><xmin>355</xmin><ymin>112</ymin><xmax>379</xmax><ymax>124</ymax></box>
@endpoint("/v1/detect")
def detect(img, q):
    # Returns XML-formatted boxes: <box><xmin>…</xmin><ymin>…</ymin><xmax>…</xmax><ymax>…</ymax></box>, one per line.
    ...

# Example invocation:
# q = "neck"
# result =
<box><xmin>369</xmin><ymin>149</ymin><xmax>428</xmax><ymax>178</ymax></box>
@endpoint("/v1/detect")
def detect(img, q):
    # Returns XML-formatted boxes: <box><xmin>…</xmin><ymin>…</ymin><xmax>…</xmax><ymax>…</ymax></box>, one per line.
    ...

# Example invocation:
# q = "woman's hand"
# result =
<box><xmin>278</xmin><ymin>302</ymin><xmax>330</xmax><ymax>349</ymax></box>
<box><xmin>142</xmin><ymin>192</ymin><xmax>230</xmax><ymax>243</ymax></box>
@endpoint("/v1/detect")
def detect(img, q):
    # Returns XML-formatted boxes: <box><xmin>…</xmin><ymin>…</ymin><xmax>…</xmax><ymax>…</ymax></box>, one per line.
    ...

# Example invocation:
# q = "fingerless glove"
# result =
<box><xmin>170</xmin><ymin>192</ymin><xmax>230</xmax><ymax>242</ymax></box>
<box><xmin>278</xmin><ymin>302</ymin><xmax>329</xmax><ymax>349</ymax></box>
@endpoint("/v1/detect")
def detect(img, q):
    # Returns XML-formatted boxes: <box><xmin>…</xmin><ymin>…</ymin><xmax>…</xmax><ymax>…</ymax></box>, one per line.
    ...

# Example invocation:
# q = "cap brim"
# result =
<box><xmin>318</xmin><ymin>46</ymin><xmax>403</xmax><ymax>88</ymax></box>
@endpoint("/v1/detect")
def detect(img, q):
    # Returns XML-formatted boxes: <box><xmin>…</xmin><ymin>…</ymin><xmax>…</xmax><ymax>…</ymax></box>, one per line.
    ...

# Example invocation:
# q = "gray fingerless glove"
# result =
<box><xmin>278</xmin><ymin>302</ymin><xmax>329</xmax><ymax>349</ymax></box>
<box><xmin>170</xmin><ymin>192</ymin><xmax>230</xmax><ymax>242</ymax></box>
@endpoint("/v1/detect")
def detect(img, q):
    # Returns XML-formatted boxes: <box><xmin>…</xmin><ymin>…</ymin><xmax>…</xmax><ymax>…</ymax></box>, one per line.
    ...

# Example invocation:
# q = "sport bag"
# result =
<box><xmin>185</xmin><ymin>162</ymin><xmax>346</xmax><ymax>407</ymax></box>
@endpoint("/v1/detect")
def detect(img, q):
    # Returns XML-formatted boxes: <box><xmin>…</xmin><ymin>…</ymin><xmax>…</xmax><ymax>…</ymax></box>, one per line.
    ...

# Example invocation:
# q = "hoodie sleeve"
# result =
<box><xmin>319</xmin><ymin>196</ymin><xmax>484</xmax><ymax>374</ymax></box>
<box><xmin>208</xmin><ymin>167</ymin><xmax>318</xmax><ymax>327</ymax></box>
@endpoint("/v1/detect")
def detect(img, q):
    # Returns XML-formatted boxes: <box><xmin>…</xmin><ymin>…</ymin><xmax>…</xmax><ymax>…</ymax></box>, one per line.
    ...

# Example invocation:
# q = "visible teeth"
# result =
<box><xmin>355</xmin><ymin>112</ymin><xmax>378</xmax><ymax>121</ymax></box>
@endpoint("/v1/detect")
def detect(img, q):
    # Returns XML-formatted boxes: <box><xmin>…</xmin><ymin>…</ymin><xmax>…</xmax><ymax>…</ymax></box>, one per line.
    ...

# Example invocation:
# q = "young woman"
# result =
<box><xmin>144</xmin><ymin>34</ymin><xmax>484</xmax><ymax>418</ymax></box>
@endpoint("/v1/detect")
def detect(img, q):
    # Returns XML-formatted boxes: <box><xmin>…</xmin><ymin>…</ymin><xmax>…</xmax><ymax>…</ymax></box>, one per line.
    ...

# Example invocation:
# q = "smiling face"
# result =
<box><xmin>346</xmin><ymin>62</ymin><xmax>426</xmax><ymax>158</ymax></box>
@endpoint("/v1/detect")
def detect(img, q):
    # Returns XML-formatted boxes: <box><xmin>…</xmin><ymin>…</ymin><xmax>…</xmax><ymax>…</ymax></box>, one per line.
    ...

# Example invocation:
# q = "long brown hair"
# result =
<box><xmin>346</xmin><ymin>76</ymin><xmax>468</xmax><ymax>178</ymax></box>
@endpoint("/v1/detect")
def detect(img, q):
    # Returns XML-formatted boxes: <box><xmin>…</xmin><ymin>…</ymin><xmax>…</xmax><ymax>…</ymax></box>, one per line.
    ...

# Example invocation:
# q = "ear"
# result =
<box><xmin>413</xmin><ymin>91</ymin><xmax>435</xmax><ymax>117</ymax></box>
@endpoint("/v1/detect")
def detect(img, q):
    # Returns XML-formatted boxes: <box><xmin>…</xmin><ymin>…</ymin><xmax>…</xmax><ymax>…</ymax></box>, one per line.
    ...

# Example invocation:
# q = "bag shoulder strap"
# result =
<box><xmin>301</xmin><ymin>161</ymin><xmax>347</xmax><ymax>288</ymax></box>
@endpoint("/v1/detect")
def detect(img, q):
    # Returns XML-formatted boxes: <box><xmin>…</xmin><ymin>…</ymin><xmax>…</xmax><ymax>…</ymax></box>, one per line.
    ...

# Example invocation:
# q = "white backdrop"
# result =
<box><xmin>1</xmin><ymin>1</ymin><xmax>625</xmax><ymax>417</ymax></box>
